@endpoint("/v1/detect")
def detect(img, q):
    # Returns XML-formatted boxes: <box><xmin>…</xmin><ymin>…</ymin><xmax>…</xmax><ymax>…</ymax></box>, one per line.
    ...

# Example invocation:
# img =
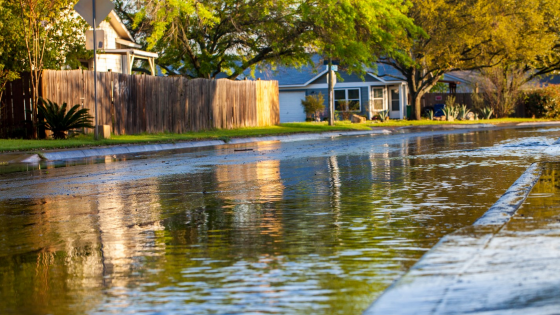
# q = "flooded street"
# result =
<box><xmin>1</xmin><ymin>126</ymin><xmax>559</xmax><ymax>315</ymax></box>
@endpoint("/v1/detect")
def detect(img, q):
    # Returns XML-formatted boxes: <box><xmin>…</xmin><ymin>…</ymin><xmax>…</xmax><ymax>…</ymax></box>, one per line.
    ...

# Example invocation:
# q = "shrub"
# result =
<box><xmin>37</xmin><ymin>98</ymin><xmax>94</xmax><ymax>139</ymax></box>
<box><xmin>457</xmin><ymin>104</ymin><xmax>471</xmax><ymax>120</ymax></box>
<box><xmin>301</xmin><ymin>93</ymin><xmax>325</xmax><ymax>120</ymax></box>
<box><xmin>522</xmin><ymin>85</ymin><xmax>560</xmax><ymax>119</ymax></box>
<box><xmin>481</xmin><ymin>106</ymin><xmax>493</xmax><ymax>119</ymax></box>
<box><xmin>477</xmin><ymin>64</ymin><xmax>527</xmax><ymax>118</ymax></box>
<box><xmin>337</xmin><ymin>100</ymin><xmax>352</xmax><ymax>120</ymax></box>
<box><xmin>445</xmin><ymin>95</ymin><xmax>456</xmax><ymax>108</ymax></box>
<box><xmin>378</xmin><ymin>110</ymin><xmax>389</xmax><ymax>122</ymax></box>
<box><xmin>427</xmin><ymin>109</ymin><xmax>434</xmax><ymax>120</ymax></box>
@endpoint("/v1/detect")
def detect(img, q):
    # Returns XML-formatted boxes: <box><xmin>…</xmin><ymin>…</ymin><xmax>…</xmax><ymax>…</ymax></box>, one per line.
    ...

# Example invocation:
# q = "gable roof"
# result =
<box><xmin>246</xmin><ymin>57</ymin><xmax>406</xmax><ymax>87</ymax></box>
<box><xmin>107</xmin><ymin>11</ymin><xmax>135</xmax><ymax>43</ymax></box>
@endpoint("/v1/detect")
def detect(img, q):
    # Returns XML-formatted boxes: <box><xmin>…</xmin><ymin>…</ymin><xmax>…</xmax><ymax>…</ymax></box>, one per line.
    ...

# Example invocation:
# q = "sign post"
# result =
<box><xmin>74</xmin><ymin>0</ymin><xmax>114</xmax><ymax>140</ymax></box>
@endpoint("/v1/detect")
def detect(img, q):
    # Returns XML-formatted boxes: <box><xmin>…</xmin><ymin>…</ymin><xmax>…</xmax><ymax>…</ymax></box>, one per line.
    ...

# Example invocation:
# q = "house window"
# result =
<box><xmin>334</xmin><ymin>88</ymin><xmax>361</xmax><ymax>111</ymax></box>
<box><xmin>371</xmin><ymin>88</ymin><xmax>384</xmax><ymax>110</ymax></box>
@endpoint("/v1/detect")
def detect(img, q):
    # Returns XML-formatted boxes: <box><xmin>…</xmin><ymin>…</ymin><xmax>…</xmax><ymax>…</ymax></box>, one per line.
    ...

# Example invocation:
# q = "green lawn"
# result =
<box><xmin>0</xmin><ymin>118</ymin><xmax>555</xmax><ymax>152</ymax></box>
<box><xmin>365</xmin><ymin>117</ymin><xmax>553</xmax><ymax>127</ymax></box>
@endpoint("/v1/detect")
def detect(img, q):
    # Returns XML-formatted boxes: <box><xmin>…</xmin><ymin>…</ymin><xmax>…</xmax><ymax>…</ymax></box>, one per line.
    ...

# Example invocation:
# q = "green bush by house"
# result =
<box><xmin>522</xmin><ymin>85</ymin><xmax>560</xmax><ymax>119</ymax></box>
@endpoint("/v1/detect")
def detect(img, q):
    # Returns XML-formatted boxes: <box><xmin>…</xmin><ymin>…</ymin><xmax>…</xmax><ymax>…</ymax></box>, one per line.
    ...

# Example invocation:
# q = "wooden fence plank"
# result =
<box><xmin>2</xmin><ymin>70</ymin><xmax>279</xmax><ymax>138</ymax></box>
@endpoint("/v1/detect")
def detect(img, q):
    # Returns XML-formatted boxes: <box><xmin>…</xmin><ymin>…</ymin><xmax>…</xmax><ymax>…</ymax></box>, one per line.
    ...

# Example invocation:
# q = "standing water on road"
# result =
<box><xmin>0</xmin><ymin>126</ymin><xmax>559</xmax><ymax>315</ymax></box>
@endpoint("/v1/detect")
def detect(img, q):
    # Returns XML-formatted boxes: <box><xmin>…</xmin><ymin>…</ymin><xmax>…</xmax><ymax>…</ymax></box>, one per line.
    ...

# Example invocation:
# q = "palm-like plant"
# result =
<box><xmin>37</xmin><ymin>98</ymin><xmax>94</xmax><ymax>139</ymax></box>
<box><xmin>427</xmin><ymin>109</ymin><xmax>434</xmax><ymax>120</ymax></box>
<box><xmin>458</xmin><ymin>104</ymin><xmax>471</xmax><ymax>120</ymax></box>
<box><xmin>378</xmin><ymin>110</ymin><xmax>389</xmax><ymax>122</ymax></box>
<box><xmin>481</xmin><ymin>106</ymin><xmax>494</xmax><ymax>120</ymax></box>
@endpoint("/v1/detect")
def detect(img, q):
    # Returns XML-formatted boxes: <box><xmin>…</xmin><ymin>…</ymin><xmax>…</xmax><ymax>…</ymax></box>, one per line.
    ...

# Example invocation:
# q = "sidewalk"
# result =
<box><xmin>364</xmin><ymin>161</ymin><xmax>560</xmax><ymax>315</ymax></box>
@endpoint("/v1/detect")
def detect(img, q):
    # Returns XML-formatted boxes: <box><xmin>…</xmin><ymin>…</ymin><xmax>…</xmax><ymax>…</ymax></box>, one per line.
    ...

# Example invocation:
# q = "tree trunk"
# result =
<box><xmin>410</xmin><ymin>91</ymin><xmax>424</xmax><ymax>121</ymax></box>
<box><xmin>30</xmin><ymin>69</ymin><xmax>40</xmax><ymax>139</ymax></box>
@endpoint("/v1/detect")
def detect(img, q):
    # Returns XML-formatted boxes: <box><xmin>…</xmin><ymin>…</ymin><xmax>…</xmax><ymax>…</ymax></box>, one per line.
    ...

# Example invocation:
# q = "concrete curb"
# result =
<box><xmin>543</xmin><ymin>137</ymin><xmax>560</xmax><ymax>155</ymax></box>
<box><xmin>39</xmin><ymin>129</ymin><xmax>391</xmax><ymax>162</ymax></box>
<box><xmin>363</xmin><ymin>136</ymin><xmax>560</xmax><ymax>314</ymax></box>
<box><xmin>363</xmin><ymin>163</ymin><xmax>544</xmax><ymax>315</ymax></box>
<box><xmin>473</xmin><ymin>163</ymin><xmax>542</xmax><ymax>226</ymax></box>
<box><xmin>7</xmin><ymin>122</ymin><xmax>555</xmax><ymax>163</ymax></box>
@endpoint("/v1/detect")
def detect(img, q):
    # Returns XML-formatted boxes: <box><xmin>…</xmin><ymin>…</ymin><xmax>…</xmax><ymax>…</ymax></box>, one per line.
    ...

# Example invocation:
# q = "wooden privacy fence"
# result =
<box><xmin>0</xmin><ymin>70</ymin><xmax>279</xmax><ymax>137</ymax></box>
<box><xmin>421</xmin><ymin>93</ymin><xmax>474</xmax><ymax>110</ymax></box>
<box><xmin>0</xmin><ymin>73</ymin><xmax>34</xmax><ymax>138</ymax></box>
<box><xmin>42</xmin><ymin>70</ymin><xmax>279</xmax><ymax>135</ymax></box>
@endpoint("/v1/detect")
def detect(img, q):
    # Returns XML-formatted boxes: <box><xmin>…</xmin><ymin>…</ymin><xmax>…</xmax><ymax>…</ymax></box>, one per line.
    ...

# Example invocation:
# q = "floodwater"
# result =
<box><xmin>0</xmin><ymin>126</ymin><xmax>559</xmax><ymax>315</ymax></box>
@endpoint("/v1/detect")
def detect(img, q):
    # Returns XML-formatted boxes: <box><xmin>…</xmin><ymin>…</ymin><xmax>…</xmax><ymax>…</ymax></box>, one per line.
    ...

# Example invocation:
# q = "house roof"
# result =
<box><xmin>107</xmin><ymin>11</ymin><xmax>135</xmax><ymax>43</ymax></box>
<box><xmin>246</xmin><ymin>58</ymin><xmax>406</xmax><ymax>87</ymax></box>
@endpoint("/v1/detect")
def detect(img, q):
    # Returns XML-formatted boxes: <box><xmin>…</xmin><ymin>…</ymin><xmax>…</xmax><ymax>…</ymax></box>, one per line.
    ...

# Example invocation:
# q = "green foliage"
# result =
<box><xmin>309</xmin><ymin>0</ymin><xmax>420</xmax><ymax>76</ymax></box>
<box><xmin>445</xmin><ymin>95</ymin><xmax>456</xmax><ymax>109</ymax></box>
<box><xmin>522</xmin><ymin>86</ymin><xmax>560</xmax><ymax>119</ymax></box>
<box><xmin>0</xmin><ymin>0</ymin><xmax>89</xmax><ymax>72</ymax></box>
<box><xmin>337</xmin><ymin>100</ymin><xmax>351</xmax><ymax>120</ymax></box>
<box><xmin>301</xmin><ymin>93</ymin><xmax>325</xmax><ymax>120</ymax></box>
<box><xmin>37</xmin><ymin>98</ymin><xmax>94</xmax><ymax>139</ymax></box>
<box><xmin>430</xmin><ymin>82</ymin><xmax>448</xmax><ymax>93</ymax></box>
<box><xmin>115</xmin><ymin>0</ymin><xmax>418</xmax><ymax>79</ymax></box>
<box><xmin>443</xmin><ymin>96</ymin><xmax>460</xmax><ymax>120</ymax></box>
<box><xmin>427</xmin><ymin>109</ymin><xmax>434</xmax><ymax>120</ymax></box>
<box><xmin>477</xmin><ymin>64</ymin><xmax>528</xmax><ymax>118</ymax></box>
<box><xmin>378</xmin><ymin>110</ymin><xmax>389</xmax><ymax>122</ymax></box>
<box><xmin>457</xmin><ymin>104</ymin><xmax>471</xmax><ymax>121</ymax></box>
<box><xmin>116</xmin><ymin>0</ymin><xmax>313</xmax><ymax>79</ymax></box>
<box><xmin>442</xmin><ymin>106</ymin><xmax>454</xmax><ymax>121</ymax></box>
<box><xmin>0</xmin><ymin>65</ymin><xmax>19</xmax><ymax>101</ymax></box>
<box><xmin>471</xmin><ymin>92</ymin><xmax>485</xmax><ymax>114</ymax></box>
<box><xmin>381</xmin><ymin>0</ymin><xmax>560</xmax><ymax>120</ymax></box>
<box><xmin>481</xmin><ymin>107</ymin><xmax>494</xmax><ymax>120</ymax></box>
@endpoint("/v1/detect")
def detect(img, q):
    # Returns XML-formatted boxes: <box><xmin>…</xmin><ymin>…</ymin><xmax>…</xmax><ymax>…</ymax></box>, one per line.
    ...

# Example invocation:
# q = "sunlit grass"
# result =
<box><xmin>0</xmin><ymin>118</ymin><xmax>556</xmax><ymax>152</ymax></box>
<box><xmin>366</xmin><ymin>118</ymin><xmax>554</xmax><ymax>127</ymax></box>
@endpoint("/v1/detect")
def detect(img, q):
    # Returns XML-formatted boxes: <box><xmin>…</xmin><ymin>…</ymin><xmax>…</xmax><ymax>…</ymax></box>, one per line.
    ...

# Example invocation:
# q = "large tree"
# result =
<box><xmin>380</xmin><ymin>0</ymin><xmax>560</xmax><ymax>120</ymax></box>
<box><xmin>2</xmin><ymin>0</ymin><xmax>89</xmax><ymax>137</ymax></box>
<box><xmin>115</xmin><ymin>0</ymin><xmax>419</xmax><ymax>80</ymax></box>
<box><xmin>0</xmin><ymin>0</ymin><xmax>22</xmax><ymax>102</ymax></box>
<box><xmin>308</xmin><ymin>0</ymin><xmax>420</xmax><ymax>124</ymax></box>
<box><xmin>115</xmin><ymin>0</ymin><xmax>314</xmax><ymax>79</ymax></box>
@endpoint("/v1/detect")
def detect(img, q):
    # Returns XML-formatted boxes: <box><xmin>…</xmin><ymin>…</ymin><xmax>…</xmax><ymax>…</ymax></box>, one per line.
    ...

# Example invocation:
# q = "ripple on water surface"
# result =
<box><xmin>0</xmin><ymin>126</ymin><xmax>558</xmax><ymax>315</ymax></box>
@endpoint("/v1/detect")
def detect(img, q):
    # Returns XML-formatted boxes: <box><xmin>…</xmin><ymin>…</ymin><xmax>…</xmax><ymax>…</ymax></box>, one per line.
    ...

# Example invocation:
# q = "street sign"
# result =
<box><xmin>331</xmin><ymin>65</ymin><xmax>338</xmax><ymax>72</ymax></box>
<box><xmin>74</xmin><ymin>0</ymin><xmax>114</xmax><ymax>28</ymax></box>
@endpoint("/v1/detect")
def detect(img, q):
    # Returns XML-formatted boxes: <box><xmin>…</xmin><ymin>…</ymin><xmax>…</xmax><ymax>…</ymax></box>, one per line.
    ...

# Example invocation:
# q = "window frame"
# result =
<box><xmin>371</xmin><ymin>87</ymin><xmax>385</xmax><ymax>111</ymax></box>
<box><xmin>334</xmin><ymin>88</ymin><xmax>362</xmax><ymax>112</ymax></box>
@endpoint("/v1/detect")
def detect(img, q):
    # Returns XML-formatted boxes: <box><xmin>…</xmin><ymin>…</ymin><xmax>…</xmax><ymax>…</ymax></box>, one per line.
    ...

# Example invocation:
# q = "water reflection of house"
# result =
<box><xmin>3</xmin><ymin>174</ymin><xmax>167</xmax><ymax>314</ymax></box>
<box><xmin>215</xmin><ymin>160</ymin><xmax>284</xmax><ymax>237</ymax></box>
<box><xmin>94</xmin><ymin>178</ymin><xmax>165</xmax><ymax>286</ymax></box>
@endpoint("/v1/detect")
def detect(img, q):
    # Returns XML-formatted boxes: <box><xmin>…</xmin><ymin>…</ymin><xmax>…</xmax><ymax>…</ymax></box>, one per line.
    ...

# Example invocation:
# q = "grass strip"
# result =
<box><xmin>0</xmin><ymin>118</ymin><xmax>555</xmax><ymax>152</ymax></box>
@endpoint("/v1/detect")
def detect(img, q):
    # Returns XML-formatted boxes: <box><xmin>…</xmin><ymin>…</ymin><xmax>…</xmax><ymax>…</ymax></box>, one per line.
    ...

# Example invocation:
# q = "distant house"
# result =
<box><xmin>83</xmin><ymin>11</ymin><xmax>158</xmax><ymax>75</ymax></box>
<box><xmin>249</xmin><ymin>61</ymin><xmax>410</xmax><ymax>122</ymax></box>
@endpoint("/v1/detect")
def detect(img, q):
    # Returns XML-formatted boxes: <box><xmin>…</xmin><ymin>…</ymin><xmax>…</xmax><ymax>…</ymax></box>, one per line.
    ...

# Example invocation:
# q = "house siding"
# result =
<box><xmin>289</xmin><ymin>87</ymin><xmax>369</xmax><ymax>119</ymax></box>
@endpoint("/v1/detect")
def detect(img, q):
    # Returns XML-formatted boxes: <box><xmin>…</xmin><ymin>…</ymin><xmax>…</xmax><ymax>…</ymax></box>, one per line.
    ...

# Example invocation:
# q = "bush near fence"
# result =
<box><xmin>520</xmin><ymin>85</ymin><xmax>560</xmax><ymax>119</ymax></box>
<box><xmin>0</xmin><ymin>70</ymin><xmax>279</xmax><ymax>138</ymax></box>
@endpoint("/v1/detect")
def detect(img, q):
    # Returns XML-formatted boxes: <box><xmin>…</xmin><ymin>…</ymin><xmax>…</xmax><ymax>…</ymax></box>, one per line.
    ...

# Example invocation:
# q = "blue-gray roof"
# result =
<box><xmin>246</xmin><ymin>58</ymin><xmax>406</xmax><ymax>86</ymax></box>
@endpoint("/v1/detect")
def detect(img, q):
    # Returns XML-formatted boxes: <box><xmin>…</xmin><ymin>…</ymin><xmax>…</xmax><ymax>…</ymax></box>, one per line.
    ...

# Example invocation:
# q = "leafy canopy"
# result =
<box><xmin>115</xmin><ymin>0</ymin><xmax>419</xmax><ymax>79</ymax></box>
<box><xmin>381</xmin><ymin>0</ymin><xmax>560</xmax><ymax>119</ymax></box>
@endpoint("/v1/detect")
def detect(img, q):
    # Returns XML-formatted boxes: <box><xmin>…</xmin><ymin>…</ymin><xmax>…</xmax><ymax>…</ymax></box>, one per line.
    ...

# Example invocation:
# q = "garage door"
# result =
<box><xmin>279</xmin><ymin>92</ymin><xmax>307</xmax><ymax>123</ymax></box>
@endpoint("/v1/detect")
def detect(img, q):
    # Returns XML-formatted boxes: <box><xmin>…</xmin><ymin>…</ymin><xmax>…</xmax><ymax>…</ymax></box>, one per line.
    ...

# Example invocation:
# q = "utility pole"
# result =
<box><xmin>328</xmin><ymin>57</ymin><xmax>334</xmax><ymax>126</ymax></box>
<box><xmin>92</xmin><ymin>0</ymin><xmax>98</xmax><ymax>140</ymax></box>
<box><xmin>74</xmin><ymin>0</ymin><xmax>113</xmax><ymax>140</ymax></box>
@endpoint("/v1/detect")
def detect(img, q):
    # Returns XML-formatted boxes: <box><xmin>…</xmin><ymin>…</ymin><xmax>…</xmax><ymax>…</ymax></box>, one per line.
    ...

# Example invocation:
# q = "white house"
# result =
<box><xmin>248</xmin><ymin>61</ymin><xmax>410</xmax><ymax>122</ymax></box>
<box><xmin>84</xmin><ymin>11</ymin><xmax>158</xmax><ymax>75</ymax></box>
